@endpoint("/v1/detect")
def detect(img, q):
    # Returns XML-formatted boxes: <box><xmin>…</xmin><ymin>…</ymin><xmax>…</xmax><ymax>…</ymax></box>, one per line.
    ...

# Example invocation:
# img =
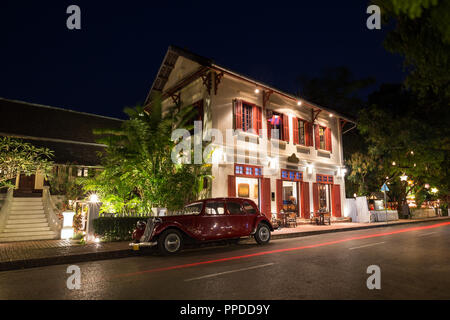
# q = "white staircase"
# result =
<box><xmin>0</xmin><ymin>197</ymin><xmax>58</xmax><ymax>242</ymax></box>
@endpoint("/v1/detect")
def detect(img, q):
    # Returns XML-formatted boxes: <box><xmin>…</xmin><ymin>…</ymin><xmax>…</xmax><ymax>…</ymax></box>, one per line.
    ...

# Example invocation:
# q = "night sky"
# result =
<box><xmin>0</xmin><ymin>1</ymin><xmax>404</xmax><ymax>120</ymax></box>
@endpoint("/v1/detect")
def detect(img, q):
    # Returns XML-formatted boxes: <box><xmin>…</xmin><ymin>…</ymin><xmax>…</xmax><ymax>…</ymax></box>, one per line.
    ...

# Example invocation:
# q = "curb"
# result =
<box><xmin>270</xmin><ymin>217</ymin><xmax>450</xmax><ymax>240</ymax></box>
<box><xmin>1</xmin><ymin>217</ymin><xmax>449</xmax><ymax>272</ymax></box>
<box><xmin>0</xmin><ymin>249</ymin><xmax>140</xmax><ymax>272</ymax></box>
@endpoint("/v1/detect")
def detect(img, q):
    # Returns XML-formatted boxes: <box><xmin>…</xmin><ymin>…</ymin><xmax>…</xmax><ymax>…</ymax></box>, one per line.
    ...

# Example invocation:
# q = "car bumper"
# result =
<box><xmin>129</xmin><ymin>242</ymin><xmax>157</xmax><ymax>250</ymax></box>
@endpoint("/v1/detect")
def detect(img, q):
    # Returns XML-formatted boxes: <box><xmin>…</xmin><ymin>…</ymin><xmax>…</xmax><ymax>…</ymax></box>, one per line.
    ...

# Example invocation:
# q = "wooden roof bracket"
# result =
<box><xmin>170</xmin><ymin>92</ymin><xmax>181</xmax><ymax>107</ymax></box>
<box><xmin>311</xmin><ymin>108</ymin><xmax>322</xmax><ymax>123</ymax></box>
<box><xmin>201</xmin><ymin>72</ymin><xmax>212</xmax><ymax>95</ymax></box>
<box><xmin>214</xmin><ymin>71</ymin><xmax>224</xmax><ymax>95</ymax></box>
<box><xmin>263</xmin><ymin>90</ymin><xmax>273</xmax><ymax>108</ymax></box>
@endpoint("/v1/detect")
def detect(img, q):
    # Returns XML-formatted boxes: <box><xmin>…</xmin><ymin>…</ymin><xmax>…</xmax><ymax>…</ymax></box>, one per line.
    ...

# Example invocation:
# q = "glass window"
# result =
<box><xmin>242</xmin><ymin>103</ymin><xmax>253</xmax><ymax>132</ymax></box>
<box><xmin>243</xmin><ymin>201</ymin><xmax>257</xmax><ymax>214</ymax></box>
<box><xmin>268</xmin><ymin>112</ymin><xmax>283</xmax><ymax>140</ymax></box>
<box><xmin>318</xmin><ymin>184</ymin><xmax>330</xmax><ymax>211</ymax></box>
<box><xmin>183</xmin><ymin>202</ymin><xmax>203</xmax><ymax>215</ymax></box>
<box><xmin>319</xmin><ymin>127</ymin><xmax>325</xmax><ymax>150</ymax></box>
<box><xmin>298</xmin><ymin>120</ymin><xmax>305</xmax><ymax>145</ymax></box>
<box><xmin>205</xmin><ymin>202</ymin><xmax>225</xmax><ymax>215</ymax></box>
<box><xmin>227</xmin><ymin>201</ymin><xmax>244</xmax><ymax>215</ymax></box>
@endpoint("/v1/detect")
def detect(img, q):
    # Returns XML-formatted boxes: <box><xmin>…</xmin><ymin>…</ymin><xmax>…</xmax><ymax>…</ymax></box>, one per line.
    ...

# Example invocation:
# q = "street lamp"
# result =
<box><xmin>89</xmin><ymin>193</ymin><xmax>99</xmax><ymax>203</ymax></box>
<box><xmin>400</xmin><ymin>174</ymin><xmax>408</xmax><ymax>182</ymax></box>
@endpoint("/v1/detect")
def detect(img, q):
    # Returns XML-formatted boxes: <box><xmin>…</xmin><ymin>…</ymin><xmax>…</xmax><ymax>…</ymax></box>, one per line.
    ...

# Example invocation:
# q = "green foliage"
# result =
<box><xmin>83</xmin><ymin>96</ymin><xmax>211</xmax><ymax>215</ymax></box>
<box><xmin>346</xmin><ymin>152</ymin><xmax>382</xmax><ymax>196</ymax></box>
<box><xmin>375</xmin><ymin>0</ymin><xmax>450</xmax><ymax>99</ymax></box>
<box><xmin>48</xmin><ymin>165</ymin><xmax>85</xmax><ymax>200</ymax></box>
<box><xmin>357</xmin><ymin>84</ymin><xmax>449</xmax><ymax>208</ymax></box>
<box><xmin>93</xmin><ymin>217</ymin><xmax>149</xmax><ymax>242</ymax></box>
<box><xmin>0</xmin><ymin>137</ymin><xmax>54</xmax><ymax>190</ymax></box>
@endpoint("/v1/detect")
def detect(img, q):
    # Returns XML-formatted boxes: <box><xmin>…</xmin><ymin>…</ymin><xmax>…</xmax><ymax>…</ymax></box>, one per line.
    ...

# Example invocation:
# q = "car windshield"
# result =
<box><xmin>181</xmin><ymin>203</ymin><xmax>203</xmax><ymax>215</ymax></box>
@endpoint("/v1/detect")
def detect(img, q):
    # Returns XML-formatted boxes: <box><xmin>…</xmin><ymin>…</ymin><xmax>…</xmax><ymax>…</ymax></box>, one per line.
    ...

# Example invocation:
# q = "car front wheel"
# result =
<box><xmin>158</xmin><ymin>229</ymin><xmax>184</xmax><ymax>255</ymax></box>
<box><xmin>254</xmin><ymin>223</ymin><xmax>271</xmax><ymax>245</ymax></box>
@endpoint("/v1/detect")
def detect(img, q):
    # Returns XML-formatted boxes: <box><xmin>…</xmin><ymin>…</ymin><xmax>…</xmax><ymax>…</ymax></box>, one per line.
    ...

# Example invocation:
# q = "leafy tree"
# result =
<box><xmin>346</xmin><ymin>152</ymin><xmax>381</xmax><ymax>197</ymax></box>
<box><xmin>83</xmin><ymin>97</ymin><xmax>211</xmax><ymax>215</ymax></box>
<box><xmin>375</xmin><ymin>0</ymin><xmax>450</xmax><ymax>99</ymax></box>
<box><xmin>0</xmin><ymin>137</ymin><xmax>54</xmax><ymax>190</ymax></box>
<box><xmin>358</xmin><ymin>84</ymin><xmax>449</xmax><ymax>214</ymax></box>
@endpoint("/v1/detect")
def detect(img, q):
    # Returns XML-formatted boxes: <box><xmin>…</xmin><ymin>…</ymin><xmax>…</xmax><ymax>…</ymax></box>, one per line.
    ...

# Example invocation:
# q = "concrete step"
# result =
<box><xmin>5</xmin><ymin>218</ymin><xmax>48</xmax><ymax>224</ymax></box>
<box><xmin>12</xmin><ymin>198</ymin><xmax>43</xmax><ymax>203</ymax></box>
<box><xmin>11</xmin><ymin>205</ymin><xmax>44</xmax><ymax>210</ymax></box>
<box><xmin>9</xmin><ymin>210</ymin><xmax>45</xmax><ymax>215</ymax></box>
<box><xmin>8</xmin><ymin>214</ymin><xmax>47</xmax><ymax>220</ymax></box>
<box><xmin>2</xmin><ymin>226</ymin><xmax>51</xmax><ymax>233</ymax></box>
<box><xmin>0</xmin><ymin>232</ymin><xmax>57</xmax><ymax>242</ymax></box>
<box><xmin>5</xmin><ymin>222</ymin><xmax>49</xmax><ymax>229</ymax></box>
<box><xmin>0</xmin><ymin>230</ymin><xmax>55</xmax><ymax>237</ymax></box>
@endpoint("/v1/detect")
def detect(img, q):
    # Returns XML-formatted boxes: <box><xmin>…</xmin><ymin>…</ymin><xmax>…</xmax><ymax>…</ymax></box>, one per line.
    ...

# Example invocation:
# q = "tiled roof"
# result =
<box><xmin>0</xmin><ymin>98</ymin><xmax>123</xmax><ymax>166</ymax></box>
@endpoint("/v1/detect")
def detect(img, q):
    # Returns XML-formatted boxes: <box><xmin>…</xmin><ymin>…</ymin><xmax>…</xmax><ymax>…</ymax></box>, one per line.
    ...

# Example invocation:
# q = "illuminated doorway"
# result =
<box><xmin>282</xmin><ymin>180</ymin><xmax>300</xmax><ymax>217</ymax></box>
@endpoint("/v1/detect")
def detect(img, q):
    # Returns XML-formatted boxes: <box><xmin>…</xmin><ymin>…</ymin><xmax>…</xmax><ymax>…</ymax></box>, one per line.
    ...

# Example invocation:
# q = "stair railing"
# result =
<box><xmin>0</xmin><ymin>188</ymin><xmax>14</xmax><ymax>234</ymax></box>
<box><xmin>42</xmin><ymin>186</ymin><xmax>63</xmax><ymax>239</ymax></box>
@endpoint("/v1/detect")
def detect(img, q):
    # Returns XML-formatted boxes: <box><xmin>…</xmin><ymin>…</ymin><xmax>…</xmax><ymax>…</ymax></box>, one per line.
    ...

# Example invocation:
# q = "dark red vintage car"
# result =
<box><xmin>131</xmin><ymin>198</ymin><xmax>273</xmax><ymax>254</ymax></box>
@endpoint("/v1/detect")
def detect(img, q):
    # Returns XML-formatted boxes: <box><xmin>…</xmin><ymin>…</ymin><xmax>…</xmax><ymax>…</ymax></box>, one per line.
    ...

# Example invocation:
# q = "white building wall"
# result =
<box><xmin>161</xmin><ymin>67</ymin><xmax>347</xmax><ymax>218</ymax></box>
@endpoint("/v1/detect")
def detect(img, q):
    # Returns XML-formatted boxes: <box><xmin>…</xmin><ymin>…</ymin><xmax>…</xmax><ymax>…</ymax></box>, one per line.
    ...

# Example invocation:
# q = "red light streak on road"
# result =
<box><xmin>116</xmin><ymin>222</ymin><xmax>450</xmax><ymax>278</ymax></box>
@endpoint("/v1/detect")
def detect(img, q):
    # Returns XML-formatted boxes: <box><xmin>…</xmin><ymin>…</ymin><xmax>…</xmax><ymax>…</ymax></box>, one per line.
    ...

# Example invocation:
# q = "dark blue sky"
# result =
<box><xmin>0</xmin><ymin>1</ymin><xmax>404</xmax><ymax>119</ymax></box>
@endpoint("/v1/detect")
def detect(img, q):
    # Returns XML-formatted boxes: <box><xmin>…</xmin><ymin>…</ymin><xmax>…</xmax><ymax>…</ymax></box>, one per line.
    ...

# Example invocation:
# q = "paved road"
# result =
<box><xmin>0</xmin><ymin>220</ymin><xmax>449</xmax><ymax>300</ymax></box>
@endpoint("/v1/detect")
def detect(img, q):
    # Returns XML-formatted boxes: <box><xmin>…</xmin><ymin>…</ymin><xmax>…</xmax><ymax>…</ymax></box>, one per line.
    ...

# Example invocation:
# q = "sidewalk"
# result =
<box><xmin>1</xmin><ymin>216</ymin><xmax>449</xmax><ymax>272</ymax></box>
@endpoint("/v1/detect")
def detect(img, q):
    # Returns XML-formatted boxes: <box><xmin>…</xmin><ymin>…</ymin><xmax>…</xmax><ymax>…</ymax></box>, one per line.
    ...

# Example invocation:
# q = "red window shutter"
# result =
<box><xmin>253</xmin><ymin>106</ymin><xmax>262</xmax><ymax>136</ymax></box>
<box><xmin>266</xmin><ymin>110</ymin><xmax>272</xmax><ymax>139</ymax></box>
<box><xmin>228</xmin><ymin>175</ymin><xmax>236</xmax><ymax>197</ymax></box>
<box><xmin>234</xmin><ymin>99</ymin><xmax>243</xmax><ymax>130</ymax></box>
<box><xmin>293</xmin><ymin>117</ymin><xmax>299</xmax><ymax>145</ymax></box>
<box><xmin>276</xmin><ymin>179</ymin><xmax>283</xmax><ymax>218</ymax></box>
<box><xmin>301</xmin><ymin>181</ymin><xmax>310</xmax><ymax>218</ymax></box>
<box><xmin>261</xmin><ymin>178</ymin><xmax>272</xmax><ymax>219</ymax></box>
<box><xmin>332</xmin><ymin>184</ymin><xmax>341</xmax><ymax>217</ymax></box>
<box><xmin>326</xmin><ymin>127</ymin><xmax>332</xmax><ymax>152</ymax></box>
<box><xmin>305</xmin><ymin>122</ymin><xmax>311</xmax><ymax>146</ymax></box>
<box><xmin>314</xmin><ymin>124</ymin><xmax>320</xmax><ymax>150</ymax></box>
<box><xmin>282</xmin><ymin>114</ymin><xmax>290</xmax><ymax>142</ymax></box>
<box><xmin>313</xmin><ymin>183</ymin><xmax>319</xmax><ymax>213</ymax></box>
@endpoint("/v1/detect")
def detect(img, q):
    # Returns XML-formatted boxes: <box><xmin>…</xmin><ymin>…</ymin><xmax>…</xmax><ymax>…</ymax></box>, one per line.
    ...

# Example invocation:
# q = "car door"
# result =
<box><xmin>226</xmin><ymin>200</ymin><xmax>251</xmax><ymax>237</ymax></box>
<box><xmin>198</xmin><ymin>200</ymin><xmax>229</xmax><ymax>241</ymax></box>
<box><xmin>243</xmin><ymin>200</ymin><xmax>259</xmax><ymax>234</ymax></box>
<box><xmin>180</xmin><ymin>202</ymin><xmax>204</xmax><ymax>238</ymax></box>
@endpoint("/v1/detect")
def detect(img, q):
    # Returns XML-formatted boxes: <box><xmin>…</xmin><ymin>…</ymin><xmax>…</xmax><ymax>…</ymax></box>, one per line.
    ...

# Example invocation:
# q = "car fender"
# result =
<box><xmin>152</xmin><ymin>221</ymin><xmax>196</xmax><ymax>241</ymax></box>
<box><xmin>251</xmin><ymin>216</ymin><xmax>274</xmax><ymax>234</ymax></box>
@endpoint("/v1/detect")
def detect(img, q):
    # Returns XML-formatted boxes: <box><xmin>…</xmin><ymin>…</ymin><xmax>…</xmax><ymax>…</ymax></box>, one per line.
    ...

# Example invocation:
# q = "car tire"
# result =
<box><xmin>254</xmin><ymin>223</ymin><xmax>271</xmax><ymax>245</ymax></box>
<box><xmin>158</xmin><ymin>229</ymin><xmax>184</xmax><ymax>255</ymax></box>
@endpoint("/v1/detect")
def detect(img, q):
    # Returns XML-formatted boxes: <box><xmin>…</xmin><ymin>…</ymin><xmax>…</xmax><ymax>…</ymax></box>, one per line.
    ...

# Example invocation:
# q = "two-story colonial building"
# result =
<box><xmin>146</xmin><ymin>46</ymin><xmax>355</xmax><ymax>221</ymax></box>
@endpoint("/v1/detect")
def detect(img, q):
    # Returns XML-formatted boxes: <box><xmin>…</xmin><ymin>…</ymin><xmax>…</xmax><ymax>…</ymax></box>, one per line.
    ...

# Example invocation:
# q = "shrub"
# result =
<box><xmin>93</xmin><ymin>217</ymin><xmax>149</xmax><ymax>242</ymax></box>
